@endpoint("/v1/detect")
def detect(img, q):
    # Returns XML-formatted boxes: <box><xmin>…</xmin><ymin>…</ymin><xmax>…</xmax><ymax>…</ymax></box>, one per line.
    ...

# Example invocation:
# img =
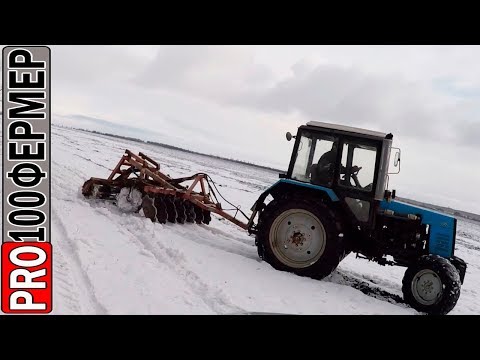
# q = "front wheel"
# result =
<box><xmin>402</xmin><ymin>255</ymin><xmax>461</xmax><ymax>315</ymax></box>
<box><xmin>255</xmin><ymin>196</ymin><xmax>346</xmax><ymax>280</ymax></box>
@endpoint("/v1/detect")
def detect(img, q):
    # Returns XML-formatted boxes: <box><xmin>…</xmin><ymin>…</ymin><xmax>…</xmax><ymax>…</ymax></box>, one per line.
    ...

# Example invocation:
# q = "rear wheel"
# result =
<box><xmin>256</xmin><ymin>196</ymin><xmax>346</xmax><ymax>280</ymax></box>
<box><xmin>402</xmin><ymin>255</ymin><xmax>461</xmax><ymax>315</ymax></box>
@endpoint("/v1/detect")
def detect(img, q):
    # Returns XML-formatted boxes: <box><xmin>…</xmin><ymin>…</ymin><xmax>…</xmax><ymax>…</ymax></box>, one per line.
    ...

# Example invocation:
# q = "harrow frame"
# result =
<box><xmin>82</xmin><ymin>149</ymin><xmax>252</xmax><ymax>229</ymax></box>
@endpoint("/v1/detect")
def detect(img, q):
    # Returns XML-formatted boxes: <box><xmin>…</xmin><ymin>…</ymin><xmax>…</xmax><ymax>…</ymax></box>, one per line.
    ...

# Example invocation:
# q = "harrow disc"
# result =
<box><xmin>185</xmin><ymin>202</ymin><xmax>196</xmax><ymax>223</ymax></box>
<box><xmin>194</xmin><ymin>205</ymin><xmax>204</xmax><ymax>224</ymax></box>
<box><xmin>174</xmin><ymin>198</ymin><xmax>187</xmax><ymax>224</ymax></box>
<box><xmin>141</xmin><ymin>195</ymin><xmax>157</xmax><ymax>222</ymax></box>
<box><xmin>165</xmin><ymin>195</ymin><xmax>178</xmax><ymax>223</ymax></box>
<box><xmin>154</xmin><ymin>196</ymin><xmax>168</xmax><ymax>224</ymax></box>
<box><xmin>140</xmin><ymin>193</ymin><xmax>213</xmax><ymax>226</ymax></box>
<box><xmin>202</xmin><ymin>210</ymin><xmax>212</xmax><ymax>225</ymax></box>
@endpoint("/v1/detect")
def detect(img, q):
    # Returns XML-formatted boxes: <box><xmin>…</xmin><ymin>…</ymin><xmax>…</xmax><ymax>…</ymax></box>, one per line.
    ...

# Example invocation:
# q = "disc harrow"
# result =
<box><xmin>82</xmin><ymin>149</ymin><xmax>249</xmax><ymax>228</ymax></box>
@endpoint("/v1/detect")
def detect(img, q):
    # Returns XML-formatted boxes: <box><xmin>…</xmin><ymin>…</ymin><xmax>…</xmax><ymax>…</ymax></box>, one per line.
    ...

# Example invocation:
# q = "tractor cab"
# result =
<box><xmin>285</xmin><ymin>121</ymin><xmax>398</xmax><ymax>225</ymax></box>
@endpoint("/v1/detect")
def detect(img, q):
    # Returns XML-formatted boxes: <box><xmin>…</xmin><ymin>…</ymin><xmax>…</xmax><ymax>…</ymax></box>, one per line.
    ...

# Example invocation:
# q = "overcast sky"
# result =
<box><xmin>3</xmin><ymin>45</ymin><xmax>479</xmax><ymax>214</ymax></box>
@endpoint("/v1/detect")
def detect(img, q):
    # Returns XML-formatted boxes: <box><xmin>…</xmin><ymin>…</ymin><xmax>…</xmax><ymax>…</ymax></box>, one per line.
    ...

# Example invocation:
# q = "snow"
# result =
<box><xmin>117</xmin><ymin>187</ymin><xmax>143</xmax><ymax>212</ymax></box>
<box><xmin>7</xmin><ymin>125</ymin><xmax>480</xmax><ymax>315</ymax></box>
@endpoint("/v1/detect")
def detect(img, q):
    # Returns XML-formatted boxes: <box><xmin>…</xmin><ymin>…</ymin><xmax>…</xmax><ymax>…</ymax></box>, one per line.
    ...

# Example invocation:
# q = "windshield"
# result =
<box><xmin>291</xmin><ymin>132</ymin><xmax>338</xmax><ymax>187</ymax></box>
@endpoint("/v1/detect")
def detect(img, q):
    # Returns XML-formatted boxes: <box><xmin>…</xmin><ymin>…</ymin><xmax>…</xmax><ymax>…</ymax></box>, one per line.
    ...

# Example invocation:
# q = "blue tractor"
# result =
<box><xmin>247</xmin><ymin>121</ymin><xmax>467</xmax><ymax>315</ymax></box>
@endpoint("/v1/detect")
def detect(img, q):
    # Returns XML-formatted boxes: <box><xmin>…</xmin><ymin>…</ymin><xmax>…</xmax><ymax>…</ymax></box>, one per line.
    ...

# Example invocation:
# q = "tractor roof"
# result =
<box><xmin>305</xmin><ymin>121</ymin><xmax>390</xmax><ymax>140</ymax></box>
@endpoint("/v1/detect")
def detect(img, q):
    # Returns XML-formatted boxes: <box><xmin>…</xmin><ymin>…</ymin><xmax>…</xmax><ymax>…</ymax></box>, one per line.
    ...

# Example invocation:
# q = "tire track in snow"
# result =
<box><xmin>86</xmin><ymin>202</ymin><xmax>244</xmax><ymax>314</ymax></box>
<box><xmin>51</xmin><ymin>156</ymin><xmax>110</xmax><ymax>314</ymax></box>
<box><xmin>199</xmin><ymin>221</ymin><xmax>256</xmax><ymax>247</ymax></box>
<box><xmin>326</xmin><ymin>270</ymin><xmax>407</xmax><ymax>306</ymax></box>
<box><xmin>52</xmin><ymin>241</ymin><xmax>82</xmax><ymax>314</ymax></box>
<box><xmin>130</xmin><ymin>224</ymin><xmax>245</xmax><ymax>314</ymax></box>
<box><xmin>72</xmin><ymin>153</ymin><xmax>114</xmax><ymax>171</ymax></box>
<box><xmin>167</xmin><ymin>223</ymin><xmax>259</xmax><ymax>261</ymax></box>
<box><xmin>52</xmin><ymin>206</ymin><xmax>108</xmax><ymax>314</ymax></box>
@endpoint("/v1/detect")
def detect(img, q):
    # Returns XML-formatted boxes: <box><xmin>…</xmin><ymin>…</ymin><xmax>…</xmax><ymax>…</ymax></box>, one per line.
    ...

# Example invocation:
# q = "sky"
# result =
<box><xmin>2</xmin><ymin>45</ymin><xmax>480</xmax><ymax>214</ymax></box>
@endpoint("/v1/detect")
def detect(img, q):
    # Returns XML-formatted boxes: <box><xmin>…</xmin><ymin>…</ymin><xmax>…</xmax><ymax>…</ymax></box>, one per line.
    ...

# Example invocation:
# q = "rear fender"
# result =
<box><xmin>248</xmin><ymin>179</ymin><xmax>339</xmax><ymax>232</ymax></box>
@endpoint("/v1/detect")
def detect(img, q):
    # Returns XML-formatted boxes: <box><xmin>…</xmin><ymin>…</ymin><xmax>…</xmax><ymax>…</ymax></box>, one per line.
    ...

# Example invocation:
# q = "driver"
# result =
<box><xmin>310</xmin><ymin>142</ymin><xmax>338</xmax><ymax>185</ymax></box>
<box><xmin>310</xmin><ymin>142</ymin><xmax>361</xmax><ymax>186</ymax></box>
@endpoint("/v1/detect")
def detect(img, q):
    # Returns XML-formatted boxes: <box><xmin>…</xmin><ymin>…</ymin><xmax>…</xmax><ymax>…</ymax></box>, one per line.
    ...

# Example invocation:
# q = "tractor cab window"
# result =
<box><xmin>339</xmin><ymin>142</ymin><xmax>377</xmax><ymax>192</ymax></box>
<box><xmin>291</xmin><ymin>133</ymin><xmax>338</xmax><ymax>187</ymax></box>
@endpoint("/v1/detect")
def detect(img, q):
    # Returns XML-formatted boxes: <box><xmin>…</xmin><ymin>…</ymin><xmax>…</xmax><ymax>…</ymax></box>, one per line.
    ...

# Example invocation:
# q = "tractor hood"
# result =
<box><xmin>379</xmin><ymin>199</ymin><xmax>457</xmax><ymax>258</ymax></box>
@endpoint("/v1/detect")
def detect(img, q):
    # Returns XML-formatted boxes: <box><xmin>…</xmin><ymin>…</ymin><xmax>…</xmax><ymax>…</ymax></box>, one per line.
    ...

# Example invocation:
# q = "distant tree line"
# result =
<box><xmin>60</xmin><ymin>125</ymin><xmax>283</xmax><ymax>173</ymax></box>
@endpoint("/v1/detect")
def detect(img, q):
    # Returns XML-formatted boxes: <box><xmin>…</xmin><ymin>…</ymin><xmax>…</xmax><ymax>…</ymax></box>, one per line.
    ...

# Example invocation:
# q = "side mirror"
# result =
<box><xmin>388</xmin><ymin>147</ymin><xmax>401</xmax><ymax>175</ymax></box>
<box><xmin>286</xmin><ymin>132</ymin><xmax>293</xmax><ymax>141</ymax></box>
<box><xmin>394</xmin><ymin>150</ymin><xmax>400</xmax><ymax>167</ymax></box>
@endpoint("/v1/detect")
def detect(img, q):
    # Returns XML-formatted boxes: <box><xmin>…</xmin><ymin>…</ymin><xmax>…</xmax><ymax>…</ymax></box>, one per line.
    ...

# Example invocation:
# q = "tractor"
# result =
<box><xmin>82</xmin><ymin>121</ymin><xmax>467</xmax><ymax>315</ymax></box>
<box><xmin>249</xmin><ymin>121</ymin><xmax>467</xmax><ymax>315</ymax></box>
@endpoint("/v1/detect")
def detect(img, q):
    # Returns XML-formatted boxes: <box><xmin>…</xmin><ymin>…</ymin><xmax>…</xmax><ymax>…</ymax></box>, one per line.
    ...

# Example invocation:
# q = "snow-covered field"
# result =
<box><xmin>6</xmin><ymin>125</ymin><xmax>480</xmax><ymax>315</ymax></box>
